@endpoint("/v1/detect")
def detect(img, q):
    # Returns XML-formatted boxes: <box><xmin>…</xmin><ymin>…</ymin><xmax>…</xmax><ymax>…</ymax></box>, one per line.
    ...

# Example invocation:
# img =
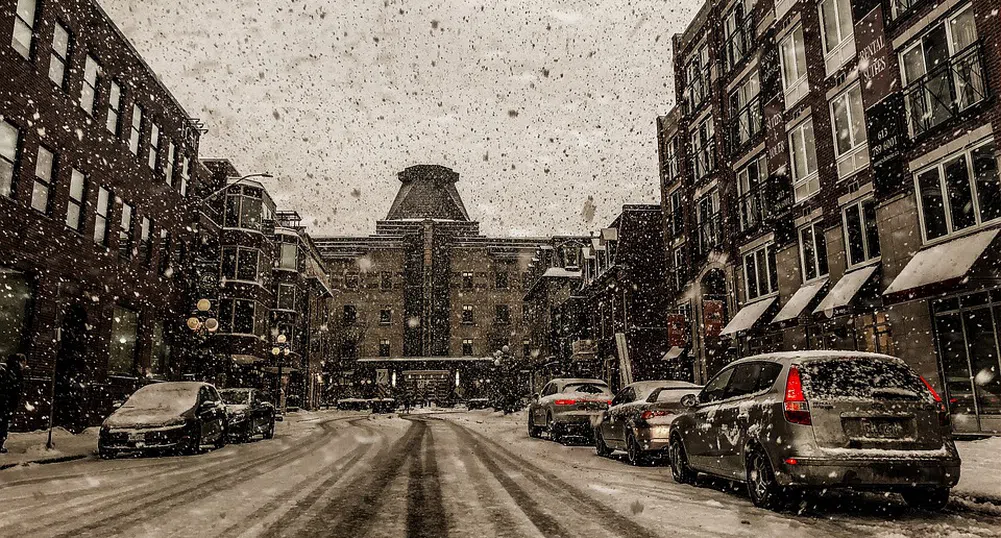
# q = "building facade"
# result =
<box><xmin>1</xmin><ymin>0</ymin><xmax>201</xmax><ymax>429</ymax></box>
<box><xmin>315</xmin><ymin>165</ymin><xmax>546</xmax><ymax>403</ymax></box>
<box><xmin>659</xmin><ymin>0</ymin><xmax>1001</xmax><ymax>435</ymax></box>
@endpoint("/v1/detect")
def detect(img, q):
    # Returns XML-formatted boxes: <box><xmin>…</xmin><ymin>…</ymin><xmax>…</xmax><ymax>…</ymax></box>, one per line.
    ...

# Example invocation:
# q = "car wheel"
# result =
<box><xmin>901</xmin><ymin>487</ymin><xmax>951</xmax><ymax>511</ymax></box>
<box><xmin>546</xmin><ymin>412</ymin><xmax>560</xmax><ymax>442</ymax></box>
<box><xmin>185</xmin><ymin>423</ymin><xmax>203</xmax><ymax>455</ymax></box>
<box><xmin>747</xmin><ymin>449</ymin><xmax>785</xmax><ymax>510</ymax></box>
<box><xmin>99</xmin><ymin>446</ymin><xmax>117</xmax><ymax>460</ymax></box>
<box><xmin>264</xmin><ymin>419</ymin><xmax>275</xmax><ymax>440</ymax></box>
<box><xmin>669</xmin><ymin>435</ymin><xmax>697</xmax><ymax>484</ymax></box>
<box><xmin>626</xmin><ymin>432</ymin><xmax>644</xmax><ymax>466</ymax></box>
<box><xmin>528</xmin><ymin>415</ymin><xmax>542</xmax><ymax>438</ymax></box>
<box><xmin>594</xmin><ymin>428</ymin><xmax>612</xmax><ymax>457</ymax></box>
<box><xmin>214</xmin><ymin>422</ymin><xmax>227</xmax><ymax>449</ymax></box>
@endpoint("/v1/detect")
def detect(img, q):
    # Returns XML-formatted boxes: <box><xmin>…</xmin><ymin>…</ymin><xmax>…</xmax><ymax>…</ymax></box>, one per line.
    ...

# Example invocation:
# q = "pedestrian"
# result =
<box><xmin>0</xmin><ymin>353</ymin><xmax>29</xmax><ymax>454</ymax></box>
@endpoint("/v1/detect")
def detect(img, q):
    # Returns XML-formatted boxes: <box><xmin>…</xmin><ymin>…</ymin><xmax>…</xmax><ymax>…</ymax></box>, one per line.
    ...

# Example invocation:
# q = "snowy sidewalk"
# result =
<box><xmin>0</xmin><ymin>427</ymin><xmax>99</xmax><ymax>470</ymax></box>
<box><xmin>954</xmin><ymin>436</ymin><xmax>1001</xmax><ymax>503</ymax></box>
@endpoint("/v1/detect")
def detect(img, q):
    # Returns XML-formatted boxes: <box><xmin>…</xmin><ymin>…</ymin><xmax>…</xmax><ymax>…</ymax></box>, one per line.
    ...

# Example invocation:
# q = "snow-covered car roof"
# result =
<box><xmin>735</xmin><ymin>351</ymin><xmax>904</xmax><ymax>365</ymax></box>
<box><xmin>219</xmin><ymin>388</ymin><xmax>253</xmax><ymax>393</ymax></box>
<box><xmin>626</xmin><ymin>380</ymin><xmax>701</xmax><ymax>400</ymax></box>
<box><xmin>550</xmin><ymin>377</ymin><xmax>606</xmax><ymax>386</ymax></box>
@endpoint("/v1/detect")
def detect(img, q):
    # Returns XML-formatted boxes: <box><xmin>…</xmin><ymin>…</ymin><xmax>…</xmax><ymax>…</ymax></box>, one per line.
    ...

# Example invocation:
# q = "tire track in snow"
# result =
<box><xmin>405</xmin><ymin>423</ymin><xmax>448</xmax><ymax>538</ymax></box>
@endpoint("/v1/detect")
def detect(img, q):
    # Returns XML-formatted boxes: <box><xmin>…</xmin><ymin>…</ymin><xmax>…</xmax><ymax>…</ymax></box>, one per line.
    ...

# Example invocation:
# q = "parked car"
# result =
<box><xmin>527</xmin><ymin>378</ymin><xmax>613</xmax><ymax>443</ymax></box>
<box><xmin>668</xmin><ymin>352</ymin><xmax>961</xmax><ymax>511</ymax></box>
<box><xmin>99</xmin><ymin>382</ymin><xmax>228</xmax><ymax>459</ymax></box>
<box><xmin>220</xmin><ymin>388</ymin><xmax>276</xmax><ymax>442</ymax></box>
<box><xmin>466</xmin><ymin>397</ymin><xmax>491</xmax><ymax>410</ymax></box>
<box><xmin>594</xmin><ymin>380</ymin><xmax>702</xmax><ymax>465</ymax></box>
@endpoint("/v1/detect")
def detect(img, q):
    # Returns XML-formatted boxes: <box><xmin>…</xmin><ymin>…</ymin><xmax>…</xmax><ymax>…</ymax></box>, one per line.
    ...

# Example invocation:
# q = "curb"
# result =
<box><xmin>0</xmin><ymin>453</ymin><xmax>88</xmax><ymax>471</ymax></box>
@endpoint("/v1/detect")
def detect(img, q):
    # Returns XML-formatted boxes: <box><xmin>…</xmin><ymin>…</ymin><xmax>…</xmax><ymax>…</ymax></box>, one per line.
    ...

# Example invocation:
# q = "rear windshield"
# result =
<box><xmin>564</xmin><ymin>383</ymin><xmax>609</xmax><ymax>395</ymax></box>
<box><xmin>221</xmin><ymin>391</ymin><xmax>250</xmax><ymax>405</ymax></box>
<box><xmin>799</xmin><ymin>358</ymin><xmax>928</xmax><ymax>401</ymax></box>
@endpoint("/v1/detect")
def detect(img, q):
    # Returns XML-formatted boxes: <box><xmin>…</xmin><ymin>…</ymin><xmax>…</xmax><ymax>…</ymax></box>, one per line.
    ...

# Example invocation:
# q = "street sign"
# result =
<box><xmin>375</xmin><ymin>368</ymin><xmax>390</xmax><ymax>386</ymax></box>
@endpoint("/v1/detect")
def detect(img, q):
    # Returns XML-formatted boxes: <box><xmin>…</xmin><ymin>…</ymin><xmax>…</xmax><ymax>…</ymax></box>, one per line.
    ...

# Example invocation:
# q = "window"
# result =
<box><xmin>344</xmin><ymin>273</ymin><xmax>359</xmax><ymax>289</ymax></box>
<box><xmin>380</xmin><ymin>271</ymin><xmax>392</xmax><ymax>290</ymax></box>
<box><xmin>129</xmin><ymin>104</ymin><xmax>143</xmax><ymax>155</ymax></box>
<box><xmin>279</xmin><ymin>241</ymin><xmax>298</xmax><ymax>269</ymax></box>
<box><xmin>94</xmin><ymin>187</ymin><xmax>110</xmax><ymax>245</ymax></box>
<box><xmin>106</xmin><ymin>81</ymin><xmax>122</xmax><ymax>135</ymax></box>
<box><xmin>843</xmin><ymin>197</ymin><xmax>881</xmax><ymax>267</ymax></box>
<box><xmin>147</xmin><ymin>123</ymin><xmax>160</xmax><ymax>170</ymax></box>
<box><xmin>48</xmin><ymin>23</ymin><xmax>70</xmax><ymax>88</ymax></box>
<box><xmin>219</xmin><ymin>298</ymin><xmax>256</xmax><ymax>334</ymax></box>
<box><xmin>683</xmin><ymin>44</ymin><xmax>711</xmax><ymax>113</ymax></box>
<box><xmin>668</xmin><ymin>189</ymin><xmax>684</xmax><ymax>236</ymax></box>
<box><xmin>743</xmin><ymin>243</ymin><xmax>778</xmax><ymax>300</ymax></box>
<box><xmin>737</xmin><ymin>155</ymin><xmax>768</xmax><ymax>231</ymax></box>
<box><xmin>179</xmin><ymin>156</ymin><xmax>189</xmax><ymax>196</ymax></box>
<box><xmin>729</xmin><ymin>71</ymin><xmax>761</xmax><ymax>149</ymax></box>
<box><xmin>277</xmin><ymin>283</ymin><xmax>296</xmax><ymax>311</ymax></box>
<box><xmin>788</xmin><ymin>117</ymin><xmax>820</xmax><ymax>201</ymax></box>
<box><xmin>81</xmin><ymin>55</ymin><xmax>100</xmax><ymax>115</ymax></box>
<box><xmin>119</xmin><ymin>202</ymin><xmax>133</xmax><ymax>260</ymax></box>
<box><xmin>11</xmin><ymin>0</ymin><xmax>37</xmax><ymax>60</ymax></box>
<box><xmin>901</xmin><ymin>5</ymin><xmax>984</xmax><ymax>137</ymax></box>
<box><xmin>136</xmin><ymin>217</ymin><xmax>151</xmax><ymax>262</ymax></box>
<box><xmin>461</xmin><ymin>272</ymin><xmax>474</xmax><ymax>289</ymax></box>
<box><xmin>829</xmin><ymin>83</ymin><xmax>869</xmax><ymax>179</ymax></box>
<box><xmin>1</xmin><ymin>120</ymin><xmax>21</xmax><ymax>198</ymax></box>
<box><xmin>108</xmin><ymin>306</ymin><xmax>138</xmax><ymax>375</ymax></box>
<box><xmin>462</xmin><ymin>305</ymin><xmax>474</xmax><ymax>324</ymax></box>
<box><xmin>462</xmin><ymin>339</ymin><xmax>474</xmax><ymax>356</ymax></box>
<box><xmin>495</xmin><ymin>271</ymin><xmax>509</xmax><ymax>289</ymax></box>
<box><xmin>523</xmin><ymin>339</ymin><xmax>531</xmax><ymax>358</ymax></box>
<box><xmin>150</xmin><ymin>322</ymin><xmax>168</xmax><ymax>376</ymax></box>
<box><xmin>164</xmin><ymin>142</ymin><xmax>175</xmax><ymax>185</ymax></box>
<box><xmin>664</xmin><ymin>136</ymin><xmax>679</xmax><ymax>181</ymax></box>
<box><xmin>779</xmin><ymin>25</ymin><xmax>809</xmax><ymax>108</ymax></box>
<box><xmin>915</xmin><ymin>140</ymin><xmax>1001</xmax><ymax>242</ymax></box>
<box><xmin>379</xmin><ymin>308</ymin><xmax>392</xmax><ymax>325</ymax></box>
<box><xmin>158</xmin><ymin>230</ymin><xmax>171</xmax><ymax>275</ymax></box>
<box><xmin>696</xmin><ymin>190</ymin><xmax>720</xmax><ymax>254</ymax></box>
<box><xmin>700</xmin><ymin>367</ymin><xmax>735</xmax><ymax>403</ymax></box>
<box><xmin>343</xmin><ymin>304</ymin><xmax>357</xmax><ymax>325</ymax></box>
<box><xmin>495</xmin><ymin>305</ymin><xmax>511</xmax><ymax>324</ymax></box>
<box><xmin>0</xmin><ymin>270</ymin><xmax>32</xmax><ymax>357</ymax></box>
<box><xmin>221</xmin><ymin>246</ymin><xmax>260</xmax><ymax>282</ymax></box>
<box><xmin>65</xmin><ymin>169</ymin><xmax>86</xmax><ymax>230</ymax></box>
<box><xmin>224</xmin><ymin>185</ymin><xmax>265</xmax><ymax>230</ymax></box>
<box><xmin>691</xmin><ymin>117</ymin><xmax>715</xmax><ymax>180</ymax></box>
<box><xmin>379</xmin><ymin>340</ymin><xmax>391</xmax><ymax>357</ymax></box>
<box><xmin>819</xmin><ymin>0</ymin><xmax>855</xmax><ymax>74</ymax></box>
<box><xmin>799</xmin><ymin>221</ymin><xmax>830</xmax><ymax>281</ymax></box>
<box><xmin>723</xmin><ymin>0</ymin><xmax>753</xmax><ymax>72</ymax></box>
<box><xmin>672</xmin><ymin>248</ymin><xmax>686</xmax><ymax>290</ymax></box>
<box><xmin>31</xmin><ymin>145</ymin><xmax>55</xmax><ymax>214</ymax></box>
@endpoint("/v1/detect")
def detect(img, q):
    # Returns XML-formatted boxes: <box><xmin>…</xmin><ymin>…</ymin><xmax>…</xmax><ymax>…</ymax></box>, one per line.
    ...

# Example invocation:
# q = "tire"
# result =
<box><xmin>528</xmin><ymin>415</ymin><xmax>542</xmax><ymax>438</ymax></box>
<box><xmin>99</xmin><ymin>446</ymin><xmax>117</xmax><ymax>460</ymax></box>
<box><xmin>902</xmin><ymin>487</ymin><xmax>951</xmax><ymax>511</ymax></box>
<box><xmin>214</xmin><ymin>422</ymin><xmax>227</xmax><ymax>449</ymax></box>
<box><xmin>595</xmin><ymin>428</ymin><xmax>612</xmax><ymax>457</ymax></box>
<box><xmin>746</xmin><ymin>449</ymin><xmax>786</xmax><ymax>510</ymax></box>
<box><xmin>264</xmin><ymin>419</ymin><xmax>275</xmax><ymax>440</ymax></box>
<box><xmin>626</xmin><ymin>432</ymin><xmax>645</xmax><ymax>466</ymax></box>
<box><xmin>546</xmin><ymin>412</ymin><xmax>560</xmax><ymax>443</ymax></box>
<box><xmin>185</xmin><ymin>423</ymin><xmax>203</xmax><ymax>455</ymax></box>
<box><xmin>669</xmin><ymin>435</ymin><xmax>697</xmax><ymax>485</ymax></box>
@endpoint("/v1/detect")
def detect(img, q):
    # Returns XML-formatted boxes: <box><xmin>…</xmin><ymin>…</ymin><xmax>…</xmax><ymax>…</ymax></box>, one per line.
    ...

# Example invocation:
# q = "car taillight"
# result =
<box><xmin>554</xmin><ymin>399</ymin><xmax>576</xmax><ymax>406</ymax></box>
<box><xmin>640</xmin><ymin>410</ymin><xmax>670</xmax><ymax>420</ymax></box>
<box><xmin>920</xmin><ymin>376</ymin><xmax>950</xmax><ymax>427</ymax></box>
<box><xmin>607</xmin><ymin>400</ymin><xmax>613</xmax><ymax>406</ymax></box>
<box><xmin>783</xmin><ymin>366</ymin><xmax>811</xmax><ymax>425</ymax></box>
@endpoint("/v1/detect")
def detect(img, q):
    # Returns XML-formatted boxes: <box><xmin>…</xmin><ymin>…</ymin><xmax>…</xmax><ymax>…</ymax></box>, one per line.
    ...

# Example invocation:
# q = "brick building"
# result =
<box><xmin>1</xmin><ymin>0</ymin><xmax>201</xmax><ymax>429</ymax></box>
<box><xmin>658</xmin><ymin>0</ymin><xmax>1001</xmax><ymax>434</ymax></box>
<box><xmin>315</xmin><ymin>165</ymin><xmax>546</xmax><ymax>403</ymax></box>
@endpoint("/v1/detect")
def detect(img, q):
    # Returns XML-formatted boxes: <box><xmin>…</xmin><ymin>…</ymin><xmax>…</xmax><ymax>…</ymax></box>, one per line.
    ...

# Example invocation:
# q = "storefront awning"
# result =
<box><xmin>814</xmin><ymin>265</ymin><xmax>879</xmax><ymax>316</ymax></box>
<box><xmin>720</xmin><ymin>297</ymin><xmax>776</xmax><ymax>336</ymax></box>
<box><xmin>663</xmin><ymin>346</ymin><xmax>684</xmax><ymax>361</ymax></box>
<box><xmin>772</xmin><ymin>278</ymin><xmax>829</xmax><ymax>324</ymax></box>
<box><xmin>884</xmin><ymin>228</ymin><xmax>1000</xmax><ymax>298</ymax></box>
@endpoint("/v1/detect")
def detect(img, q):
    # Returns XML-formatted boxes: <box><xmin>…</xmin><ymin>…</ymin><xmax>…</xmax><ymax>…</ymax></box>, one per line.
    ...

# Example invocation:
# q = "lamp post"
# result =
<box><xmin>271</xmin><ymin>334</ymin><xmax>290</xmax><ymax>410</ymax></box>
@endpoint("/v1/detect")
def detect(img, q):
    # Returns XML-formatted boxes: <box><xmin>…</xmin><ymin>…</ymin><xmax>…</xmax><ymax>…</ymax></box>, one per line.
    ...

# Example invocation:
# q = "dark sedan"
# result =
<box><xmin>99</xmin><ymin>382</ymin><xmax>228</xmax><ymax>458</ymax></box>
<box><xmin>593</xmin><ymin>380</ymin><xmax>702</xmax><ymax>465</ymax></box>
<box><xmin>220</xmin><ymin>388</ymin><xmax>276</xmax><ymax>442</ymax></box>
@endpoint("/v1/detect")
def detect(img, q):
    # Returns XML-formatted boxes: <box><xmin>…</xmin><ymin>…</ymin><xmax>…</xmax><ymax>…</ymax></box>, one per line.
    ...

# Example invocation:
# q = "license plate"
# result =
<box><xmin>129</xmin><ymin>432</ymin><xmax>145</xmax><ymax>442</ymax></box>
<box><xmin>860</xmin><ymin>419</ymin><xmax>905</xmax><ymax>439</ymax></box>
<box><xmin>134</xmin><ymin>441</ymin><xmax>146</xmax><ymax>449</ymax></box>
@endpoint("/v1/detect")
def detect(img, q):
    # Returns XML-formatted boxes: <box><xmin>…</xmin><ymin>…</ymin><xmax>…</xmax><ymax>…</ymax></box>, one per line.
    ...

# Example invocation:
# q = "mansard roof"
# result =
<box><xmin>385</xmin><ymin>165</ymin><xmax>471</xmax><ymax>222</ymax></box>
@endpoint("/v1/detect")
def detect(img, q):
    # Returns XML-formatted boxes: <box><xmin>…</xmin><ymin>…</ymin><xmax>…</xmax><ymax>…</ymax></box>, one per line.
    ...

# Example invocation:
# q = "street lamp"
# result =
<box><xmin>272</xmin><ymin>333</ymin><xmax>290</xmax><ymax>409</ymax></box>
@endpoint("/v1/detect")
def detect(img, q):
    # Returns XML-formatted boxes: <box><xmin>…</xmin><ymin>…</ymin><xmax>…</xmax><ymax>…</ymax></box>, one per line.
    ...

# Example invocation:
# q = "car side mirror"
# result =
<box><xmin>198</xmin><ymin>400</ymin><xmax>215</xmax><ymax>413</ymax></box>
<box><xmin>681</xmin><ymin>393</ymin><xmax>699</xmax><ymax>409</ymax></box>
<box><xmin>532</xmin><ymin>393</ymin><xmax>539</xmax><ymax>401</ymax></box>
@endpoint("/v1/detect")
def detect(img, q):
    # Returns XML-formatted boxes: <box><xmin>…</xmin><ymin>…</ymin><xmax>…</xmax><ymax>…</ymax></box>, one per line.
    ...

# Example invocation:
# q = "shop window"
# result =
<box><xmin>149</xmin><ymin>322</ymin><xmax>168</xmax><ymax>376</ymax></box>
<box><xmin>799</xmin><ymin>221</ymin><xmax>829</xmax><ymax>282</ymax></box>
<box><xmin>842</xmin><ymin>197</ymin><xmax>881</xmax><ymax>267</ymax></box>
<box><xmin>0</xmin><ymin>270</ymin><xmax>32</xmax><ymax>357</ymax></box>
<box><xmin>915</xmin><ymin>140</ymin><xmax>1001</xmax><ymax>243</ymax></box>
<box><xmin>108</xmin><ymin>306</ymin><xmax>138</xmax><ymax>375</ymax></box>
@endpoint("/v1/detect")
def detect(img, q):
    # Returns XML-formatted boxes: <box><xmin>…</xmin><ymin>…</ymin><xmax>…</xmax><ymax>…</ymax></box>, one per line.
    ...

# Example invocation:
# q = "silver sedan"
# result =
<box><xmin>527</xmin><ymin>378</ymin><xmax>612</xmax><ymax>443</ymax></box>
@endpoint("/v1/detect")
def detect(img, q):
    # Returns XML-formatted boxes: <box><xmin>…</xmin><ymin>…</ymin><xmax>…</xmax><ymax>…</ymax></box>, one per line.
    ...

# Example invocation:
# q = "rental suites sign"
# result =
<box><xmin>855</xmin><ymin>4</ymin><xmax>907</xmax><ymax>196</ymax></box>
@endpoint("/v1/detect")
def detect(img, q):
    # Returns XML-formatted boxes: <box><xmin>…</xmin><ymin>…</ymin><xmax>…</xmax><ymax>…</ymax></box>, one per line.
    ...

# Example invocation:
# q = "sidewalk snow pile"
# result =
<box><xmin>0</xmin><ymin>427</ymin><xmax>98</xmax><ymax>469</ymax></box>
<box><xmin>955</xmin><ymin>436</ymin><xmax>1001</xmax><ymax>502</ymax></box>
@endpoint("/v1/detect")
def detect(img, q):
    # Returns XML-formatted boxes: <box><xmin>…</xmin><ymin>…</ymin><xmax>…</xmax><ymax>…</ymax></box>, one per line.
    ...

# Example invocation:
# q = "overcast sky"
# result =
<box><xmin>102</xmin><ymin>0</ymin><xmax>700</xmax><ymax>237</ymax></box>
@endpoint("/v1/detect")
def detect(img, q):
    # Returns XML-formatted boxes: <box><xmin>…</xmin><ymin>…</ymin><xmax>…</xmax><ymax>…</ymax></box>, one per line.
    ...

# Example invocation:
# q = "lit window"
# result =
<box><xmin>462</xmin><ymin>305</ymin><xmax>474</xmax><ymax>324</ymax></box>
<box><xmin>0</xmin><ymin>120</ymin><xmax>20</xmax><ymax>198</ymax></box>
<box><xmin>11</xmin><ymin>0</ymin><xmax>37</xmax><ymax>60</ymax></box>
<box><xmin>788</xmin><ymin>117</ymin><xmax>820</xmax><ymax>202</ymax></box>
<box><xmin>31</xmin><ymin>145</ymin><xmax>55</xmax><ymax>214</ymax></box>
<box><xmin>48</xmin><ymin>23</ymin><xmax>70</xmax><ymax>88</ymax></box>
<box><xmin>137</xmin><ymin>217</ymin><xmax>151</xmax><ymax>262</ymax></box>
<box><xmin>66</xmin><ymin>169</ymin><xmax>86</xmax><ymax>231</ymax></box>
<box><xmin>379</xmin><ymin>340</ymin><xmax>391</xmax><ymax>357</ymax></box>
<box><xmin>829</xmin><ymin>83</ymin><xmax>869</xmax><ymax>179</ymax></box>
<box><xmin>461</xmin><ymin>272</ymin><xmax>474</xmax><ymax>289</ymax></box>
<box><xmin>462</xmin><ymin>339</ymin><xmax>474</xmax><ymax>356</ymax></box>
<box><xmin>108</xmin><ymin>306</ymin><xmax>138</xmax><ymax>374</ymax></box>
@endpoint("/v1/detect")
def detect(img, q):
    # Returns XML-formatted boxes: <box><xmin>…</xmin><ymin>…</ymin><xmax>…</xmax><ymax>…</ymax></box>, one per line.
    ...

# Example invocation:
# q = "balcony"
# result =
<box><xmin>683</xmin><ymin>75</ymin><xmax>710</xmax><ymax>116</ymax></box>
<box><xmin>736</xmin><ymin>176</ymin><xmax>789</xmax><ymax>235</ymax></box>
<box><xmin>690</xmin><ymin>142</ymin><xmax>717</xmax><ymax>181</ymax></box>
<box><xmin>723</xmin><ymin>15</ymin><xmax>754</xmax><ymax>73</ymax></box>
<box><xmin>728</xmin><ymin>96</ymin><xmax>762</xmax><ymax>154</ymax></box>
<box><xmin>904</xmin><ymin>43</ymin><xmax>987</xmax><ymax>138</ymax></box>
<box><xmin>696</xmin><ymin>212</ymin><xmax>722</xmax><ymax>256</ymax></box>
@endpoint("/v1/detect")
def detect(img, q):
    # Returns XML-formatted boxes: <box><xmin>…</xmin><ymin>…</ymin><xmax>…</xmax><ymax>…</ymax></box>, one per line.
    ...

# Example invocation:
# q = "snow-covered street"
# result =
<box><xmin>0</xmin><ymin>409</ymin><xmax>1000</xmax><ymax>537</ymax></box>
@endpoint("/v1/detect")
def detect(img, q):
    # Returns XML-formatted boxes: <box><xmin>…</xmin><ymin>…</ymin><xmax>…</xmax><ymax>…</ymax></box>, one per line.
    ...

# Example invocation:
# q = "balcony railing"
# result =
<box><xmin>690</xmin><ymin>141</ymin><xmax>717</xmax><ymax>181</ymax></box>
<box><xmin>729</xmin><ymin>95</ymin><xmax>763</xmax><ymax>153</ymax></box>
<box><xmin>696</xmin><ymin>212</ymin><xmax>722</xmax><ymax>256</ymax></box>
<box><xmin>888</xmin><ymin>0</ymin><xmax>927</xmax><ymax>21</ymax></box>
<box><xmin>683</xmin><ymin>73</ymin><xmax>710</xmax><ymax>116</ymax></box>
<box><xmin>737</xmin><ymin>178</ymin><xmax>781</xmax><ymax>234</ymax></box>
<box><xmin>723</xmin><ymin>14</ymin><xmax>755</xmax><ymax>73</ymax></box>
<box><xmin>904</xmin><ymin>43</ymin><xmax>987</xmax><ymax>138</ymax></box>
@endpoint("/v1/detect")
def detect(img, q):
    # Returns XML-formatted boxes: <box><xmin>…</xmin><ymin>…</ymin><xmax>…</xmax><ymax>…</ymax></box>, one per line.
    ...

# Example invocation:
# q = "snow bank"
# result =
<box><xmin>954</xmin><ymin>436</ymin><xmax>1001</xmax><ymax>502</ymax></box>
